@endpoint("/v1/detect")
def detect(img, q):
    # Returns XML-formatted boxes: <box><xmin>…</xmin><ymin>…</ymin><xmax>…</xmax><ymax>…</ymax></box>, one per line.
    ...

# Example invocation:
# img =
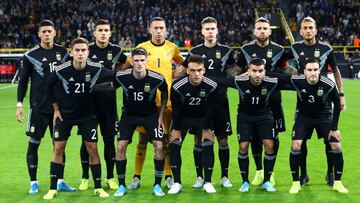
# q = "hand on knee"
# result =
<box><xmin>169</xmin><ymin>130</ymin><xmax>182</xmax><ymax>143</ymax></box>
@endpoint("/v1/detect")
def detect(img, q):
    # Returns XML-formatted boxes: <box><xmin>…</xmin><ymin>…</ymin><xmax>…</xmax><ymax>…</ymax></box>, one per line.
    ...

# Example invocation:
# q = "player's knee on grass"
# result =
<box><xmin>239</xmin><ymin>142</ymin><xmax>249</xmax><ymax>154</ymax></box>
<box><xmin>263</xmin><ymin>139</ymin><xmax>274</xmax><ymax>154</ymax></box>
<box><xmin>292</xmin><ymin>140</ymin><xmax>302</xmax><ymax>151</ymax></box>
<box><xmin>152</xmin><ymin>140</ymin><xmax>164</xmax><ymax>160</ymax></box>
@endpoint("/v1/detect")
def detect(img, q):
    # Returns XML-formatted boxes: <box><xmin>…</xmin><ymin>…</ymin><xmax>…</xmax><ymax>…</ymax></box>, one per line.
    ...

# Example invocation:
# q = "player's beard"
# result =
<box><xmin>257</xmin><ymin>35</ymin><xmax>269</xmax><ymax>43</ymax></box>
<box><xmin>307</xmin><ymin>75</ymin><xmax>318</xmax><ymax>85</ymax></box>
<box><xmin>250</xmin><ymin>77</ymin><xmax>262</xmax><ymax>86</ymax></box>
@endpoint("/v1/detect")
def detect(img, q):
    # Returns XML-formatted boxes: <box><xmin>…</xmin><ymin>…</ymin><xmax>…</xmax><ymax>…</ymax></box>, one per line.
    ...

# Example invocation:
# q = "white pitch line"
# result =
<box><xmin>0</xmin><ymin>84</ymin><xmax>17</xmax><ymax>90</ymax></box>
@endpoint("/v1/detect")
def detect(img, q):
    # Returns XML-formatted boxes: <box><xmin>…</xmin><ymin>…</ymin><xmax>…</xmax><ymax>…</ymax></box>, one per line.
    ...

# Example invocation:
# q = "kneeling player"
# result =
<box><xmin>288</xmin><ymin>58</ymin><xmax>348</xmax><ymax>194</ymax></box>
<box><xmin>112</xmin><ymin>48</ymin><xmax>168</xmax><ymax>197</ymax></box>
<box><xmin>168</xmin><ymin>54</ymin><xmax>218</xmax><ymax>194</ymax></box>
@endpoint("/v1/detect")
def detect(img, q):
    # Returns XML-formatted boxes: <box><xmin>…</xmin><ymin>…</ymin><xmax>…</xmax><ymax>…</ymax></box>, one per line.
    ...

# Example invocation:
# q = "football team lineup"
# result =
<box><xmin>3</xmin><ymin>14</ymin><xmax>358</xmax><ymax>202</ymax></box>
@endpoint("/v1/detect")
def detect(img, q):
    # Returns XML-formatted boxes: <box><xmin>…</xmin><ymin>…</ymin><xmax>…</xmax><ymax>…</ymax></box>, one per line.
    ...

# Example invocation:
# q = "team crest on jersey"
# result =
<box><xmin>107</xmin><ymin>51</ymin><xmax>113</xmax><ymax>60</ymax></box>
<box><xmin>317</xmin><ymin>88</ymin><xmax>324</xmax><ymax>96</ymax></box>
<box><xmin>199</xmin><ymin>89</ymin><xmax>206</xmax><ymax>97</ymax></box>
<box><xmin>144</xmin><ymin>83</ymin><xmax>151</xmax><ymax>92</ymax></box>
<box><xmin>267</xmin><ymin>49</ymin><xmax>273</xmax><ymax>58</ymax></box>
<box><xmin>314</xmin><ymin>50</ymin><xmax>320</xmax><ymax>58</ymax></box>
<box><xmin>56</xmin><ymin>52</ymin><xmax>62</xmax><ymax>61</ymax></box>
<box><xmin>215</xmin><ymin>50</ymin><xmax>221</xmax><ymax>59</ymax></box>
<box><xmin>85</xmin><ymin>72</ymin><xmax>91</xmax><ymax>82</ymax></box>
<box><xmin>261</xmin><ymin>87</ymin><xmax>267</xmax><ymax>95</ymax></box>
<box><xmin>54</xmin><ymin>130</ymin><xmax>59</xmax><ymax>138</ymax></box>
<box><xmin>166</xmin><ymin>51</ymin><xmax>170</xmax><ymax>58</ymax></box>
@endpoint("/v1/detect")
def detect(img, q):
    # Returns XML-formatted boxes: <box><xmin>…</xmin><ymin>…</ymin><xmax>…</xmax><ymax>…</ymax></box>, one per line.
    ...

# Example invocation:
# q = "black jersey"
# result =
<box><xmin>171</xmin><ymin>76</ymin><xmax>217</xmax><ymax>130</ymax></box>
<box><xmin>230</xmin><ymin>75</ymin><xmax>279</xmax><ymax>116</ymax></box>
<box><xmin>88</xmin><ymin>42</ymin><xmax>127</xmax><ymax>111</ymax></box>
<box><xmin>113</xmin><ymin>69</ymin><xmax>167</xmax><ymax>117</ymax></box>
<box><xmin>290</xmin><ymin>40</ymin><xmax>337</xmax><ymax>75</ymax></box>
<box><xmin>237</xmin><ymin>40</ymin><xmax>285</xmax><ymax>73</ymax></box>
<box><xmin>17</xmin><ymin>44</ymin><xmax>69</xmax><ymax>113</ymax></box>
<box><xmin>47</xmin><ymin>60</ymin><xmax>114</xmax><ymax>120</ymax></box>
<box><xmin>290</xmin><ymin>75</ymin><xmax>340</xmax><ymax>130</ymax></box>
<box><xmin>182</xmin><ymin>43</ymin><xmax>235</xmax><ymax>96</ymax></box>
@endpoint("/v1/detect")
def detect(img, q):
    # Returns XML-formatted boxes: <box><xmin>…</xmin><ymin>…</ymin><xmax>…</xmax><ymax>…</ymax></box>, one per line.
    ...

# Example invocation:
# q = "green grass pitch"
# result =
<box><xmin>0</xmin><ymin>80</ymin><xmax>359</xmax><ymax>202</ymax></box>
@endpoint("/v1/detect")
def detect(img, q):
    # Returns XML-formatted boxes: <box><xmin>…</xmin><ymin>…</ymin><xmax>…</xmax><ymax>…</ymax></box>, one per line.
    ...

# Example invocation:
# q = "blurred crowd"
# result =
<box><xmin>284</xmin><ymin>0</ymin><xmax>360</xmax><ymax>45</ymax></box>
<box><xmin>0</xmin><ymin>0</ymin><xmax>359</xmax><ymax>49</ymax></box>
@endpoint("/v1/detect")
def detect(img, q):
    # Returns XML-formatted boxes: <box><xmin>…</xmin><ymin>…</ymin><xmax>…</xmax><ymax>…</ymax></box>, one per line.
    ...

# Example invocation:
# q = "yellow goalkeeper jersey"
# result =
<box><xmin>129</xmin><ymin>40</ymin><xmax>184</xmax><ymax>107</ymax></box>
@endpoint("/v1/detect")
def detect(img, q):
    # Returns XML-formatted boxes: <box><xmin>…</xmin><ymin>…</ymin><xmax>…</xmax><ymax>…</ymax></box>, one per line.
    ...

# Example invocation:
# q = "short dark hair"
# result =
<box><xmin>249</xmin><ymin>57</ymin><xmax>265</xmax><ymax>67</ymax></box>
<box><xmin>71</xmin><ymin>37</ymin><xmax>89</xmax><ymax>48</ymax></box>
<box><xmin>255</xmin><ymin>17</ymin><xmax>270</xmax><ymax>24</ymax></box>
<box><xmin>131</xmin><ymin>48</ymin><xmax>147</xmax><ymax>57</ymax></box>
<box><xmin>188</xmin><ymin>54</ymin><xmax>204</xmax><ymax>65</ymax></box>
<box><xmin>150</xmin><ymin>17</ymin><xmax>166</xmax><ymax>26</ymax></box>
<box><xmin>38</xmin><ymin>20</ymin><xmax>54</xmax><ymax>29</ymax></box>
<box><xmin>201</xmin><ymin>17</ymin><xmax>217</xmax><ymax>26</ymax></box>
<box><xmin>304</xmin><ymin>57</ymin><xmax>320</xmax><ymax>68</ymax></box>
<box><xmin>95</xmin><ymin>19</ymin><xmax>110</xmax><ymax>28</ymax></box>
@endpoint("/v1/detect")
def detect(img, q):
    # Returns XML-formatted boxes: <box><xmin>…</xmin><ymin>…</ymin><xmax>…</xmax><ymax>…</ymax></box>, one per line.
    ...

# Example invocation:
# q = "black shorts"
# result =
<box><xmin>53</xmin><ymin>116</ymin><xmax>98</xmax><ymax>142</ymax></box>
<box><xmin>291</xmin><ymin>113</ymin><xmax>338</xmax><ymax>142</ymax></box>
<box><xmin>95</xmin><ymin>110</ymin><xmax>118</xmax><ymax>138</ymax></box>
<box><xmin>118</xmin><ymin>112</ymin><xmax>163</xmax><ymax>144</ymax></box>
<box><xmin>212</xmin><ymin>96</ymin><xmax>232</xmax><ymax>137</ymax></box>
<box><xmin>237</xmin><ymin>113</ymin><xmax>276</xmax><ymax>143</ymax></box>
<box><xmin>173</xmin><ymin>117</ymin><xmax>208</xmax><ymax>141</ymax></box>
<box><xmin>26</xmin><ymin>109</ymin><xmax>53</xmax><ymax>139</ymax></box>
<box><xmin>269</xmin><ymin>90</ymin><xmax>286</xmax><ymax>132</ymax></box>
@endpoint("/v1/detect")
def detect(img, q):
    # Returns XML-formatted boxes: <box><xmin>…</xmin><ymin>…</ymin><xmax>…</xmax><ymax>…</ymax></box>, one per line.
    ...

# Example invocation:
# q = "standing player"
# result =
<box><xmin>237</xmin><ymin>17</ymin><xmax>286</xmax><ymax>186</ymax></box>
<box><xmin>16</xmin><ymin>20</ymin><xmax>75</xmax><ymax>194</ymax></box>
<box><xmin>112</xmin><ymin>48</ymin><xmax>168</xmax><ymax>197</ymax></box>
<box><xmin>287</xmin><ymin>57</ymin><xmax>347</xmax><ymax>194</ymax></box>
<box><xmin>178</xmin><ymin>16</ymin><xmax>237</xmax><ymax>188</ymax></box>
<box><xmin>79</xmin><ymin>19</ymin><xmax>127</xmax><ymax>191</ymax></box>
<box><xmin>222</xmin><ymin>58</ymin><xmax>279</xmax><ymax>192</ymax></box>
<box><xmin>289</xmin><ymin>16</ymin><xmax>346</xmax><ymax>186</ymax></box>
<box><xmin>126</xmin><ymin>17</ymin><xmax>184</xmax><ymax>190</ymax></box>
<box><xmin>43</xmin><ymin>38</ymin><xmax>111</xmax><ymax>200</ymax></box>
<box><xmin>168</xmin><ymin>54</ymin><xmax>218</xmax><ymax>194</ymax></box>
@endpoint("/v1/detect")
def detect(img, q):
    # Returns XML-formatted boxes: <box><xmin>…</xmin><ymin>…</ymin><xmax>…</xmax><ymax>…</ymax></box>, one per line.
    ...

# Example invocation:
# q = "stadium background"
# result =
<box><xmin>0</xmin><ymin>0</ymin><xmax>360</xmax><ymax>202</ymax></box>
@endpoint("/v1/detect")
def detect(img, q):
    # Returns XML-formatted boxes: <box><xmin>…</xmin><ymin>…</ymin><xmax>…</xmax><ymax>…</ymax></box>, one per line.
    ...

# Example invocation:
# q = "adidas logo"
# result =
<box><xmin>92</xmin><ymin>55</ymin><xmax>97</xmax><ymax>59</ymax></box>
<box><xmin>300</xmin><ymin>52</ymin><xmax>305</xmax><ymax>56</ymax></box>
<box><xmin>252</xmin><ymin>53</ymin><xmax>257</xmax><ymax>57</ymax></box>
<box><xmin>301</xmin><ymin>89</ymin><xmax>306</xmax><ymax>93</ymax></box>
<box><xmin>202</xmin><ymin>54</ymin><xmax>206</xmax><ymax>58</ymax></box>
<box><xmin>245</xmin><ymin>89</ymin><xmax>251</xmax><ymax>93</ymax></box>
<box><xmin>186</xmin><ymin>93</ymin><xmax>191</xmax><ymax>96</ymax></box>
<box><xmin>128</xmin><ymin>85</ymin><xmax>134</xmax><ymax>89</ymax></box>
<box><xmin>69</xmin><ymin>77</ymin><xmax>74</xmax><ymax>82</ymax></box>
<box><xmin>42</xmin><ymin>57</ymin><xmax>48</xmax><ymax>62</ymax></box>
